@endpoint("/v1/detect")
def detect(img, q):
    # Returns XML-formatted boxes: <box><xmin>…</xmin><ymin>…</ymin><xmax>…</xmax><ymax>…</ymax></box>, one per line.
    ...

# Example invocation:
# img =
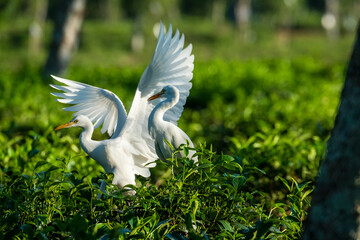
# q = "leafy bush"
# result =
<box><xmin>0</xmin><ymin>57</ymin><xmax>343</xmax><ymax>238</ymax></box>
<box><xmin>0</xmin><ymin>139</ymin><xmax>312</xmax><ymax>239</ymax></box>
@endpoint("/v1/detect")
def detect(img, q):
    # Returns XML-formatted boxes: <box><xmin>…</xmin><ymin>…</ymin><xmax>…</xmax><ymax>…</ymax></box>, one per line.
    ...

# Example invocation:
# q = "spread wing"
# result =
<box><xmin>121</xmin><ymin>22</ymin><xmax>194</xmax><ymax>166</ymax></box>
<box><xmin>134</xmin><ymin>23</ymin><xmax>194</xmax><ymax>124</ymax></box>
<box><xmin>50</xmin><ymin>75</ymin><xmax>127</xmax><ymax>137</ymax></box>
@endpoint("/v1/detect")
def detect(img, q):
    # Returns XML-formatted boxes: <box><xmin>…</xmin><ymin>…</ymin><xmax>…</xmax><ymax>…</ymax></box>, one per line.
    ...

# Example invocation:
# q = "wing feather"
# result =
<box><xmin>133</xmin><ymin>22</ymin><xmax>194</xmax><ymax>123</ymax></box>
<box><xmin>50</xmin><ymin>75</ymin><xmax>127</xmax><ymax>137</ymax></box>
<box><xmin>120</xmin><ymin>23</ymin><xmax>194</xmax><ymax>167</ymax></box>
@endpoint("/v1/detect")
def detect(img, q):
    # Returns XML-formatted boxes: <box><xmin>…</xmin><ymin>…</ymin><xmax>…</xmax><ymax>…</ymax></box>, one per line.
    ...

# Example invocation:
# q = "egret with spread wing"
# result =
<box><xmin>148</xmin><ymin>86</ymin><xmax>197</xmax><ymax>161</ymax></box>
<box><xmin>51</xmin><ymin>23</ymin><xmax>194</xmax><ymax>195</ymax></box>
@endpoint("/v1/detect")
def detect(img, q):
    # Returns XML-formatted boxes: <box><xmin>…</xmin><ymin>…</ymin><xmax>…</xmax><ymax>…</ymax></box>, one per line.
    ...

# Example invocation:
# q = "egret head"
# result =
<box><xmin>148</xmin><ymin>85</ymin><xmax>177</xmax><ymax>102</ymax></box>
<box><xmin>55</xmin><ymin>115</ymin><xmax>89</xmax><ymax>131</ymax></box>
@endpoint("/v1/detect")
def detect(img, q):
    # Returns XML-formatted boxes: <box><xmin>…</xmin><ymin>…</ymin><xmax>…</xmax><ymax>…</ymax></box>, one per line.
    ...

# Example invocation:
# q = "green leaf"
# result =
<box><xmin>28</xmin><ymin>149</ymin><xmax>39</xmax><ymax>159</ymax></box>
<box><xmin>70</xmin><ymin>214</ymin><xmax>88</xmax><ymax>234</ymax></box>
<box><xmin>286</xmin><ymin>215</ymin><xmax>300</xmax><ymax>223</ymax></box>
<box><xmin>196</xmin><ymin>163</ymin><xmax>214</xmax><ymax>169</ymax></box>
<box><xmin>50</xmin><ymin>180</ymin><xmax>75</xmax><ymax>188</ymax></box>
<box><xmin>219</xmin><ymin>155</ymin><xmax>234</xmax><ymax>163</ymax></box>
<box><xmin>268</xmin><ymin>226</ymin><xmax>281</xmax><ymax>234</ymax></box>
<box><xmin>22</xmin><ymin>174</ymin><xmax>31</xmax><ymax>179</ymax></box>
<box><xmin>128</xmin><ymin>217</ymin><xmax>138</xmax><ymax>229</ymax></box>
<box><xmin>183</xmin><ymin>147</ymin><xmax>189</xmax><ymax>157</ymax></box>
<box><xmin>37</xmin><ymin>214</ymin><xmax>49</xmax><ymax>225</ymax></box>
<box><xmin>154</xmin><ymin>219</ymin><xmax>171</xmax><ymax>229</ymax></box>
<box><xmin>233</xmin><ymin>222</ymin><xmax>249</xmax><ymax>231</ymax></box>
<box><xmin>47</xmin><ymin>165</ymin><xmax>61</xmax><ymax>172</ymax></box>
<box><xmin>201</xmin><ymin>231</ymin><xmax>210</xmax><ymax>240</ymax></box>
<box><xmin>218</xmin><ymin>220</ymin><xmax>234</xmax><ymax>232</ymax></box>
<box><xmin>73</xmin><ymin>197</ymin><xmax>90</xmax><ymax>204</ymax></box>
<box><xmin>224</xmin><ymin>161</ymin><xmax>243</xmax><ymax>171</ymax></box>
<box><xmin>21</xmin><ymin>223</ymin><xmax>35</xmax><ymax>235</ymax></box>
<box><xmin>185</xmin><ymin>213</ymin><xmax>195</xmax><ymax>231</ymax></box>
<box><xmin>166</xmin><ymin>233</ymin><xmax>188</xmax><ymax>240</ymax></box>
<box><xmin>278</xmin><ymin>176</ymin><xmax>291</xmax><ymax>191</ymax></box>
<box><xmin>255</xmin><ymin>220</ymin><xmax>273</xmax><ymax>238</ymax></box>
<box><xmin>93</xmin><ymin>228</ymin><xmax>108</xmax><ymax>239</ymax></box>
<box><xmin>34</xmin><ymin>161</ymin><xmax>49</xmax><ymax>170</ymax></box>
<box><xmin>119</xmin><ymin>228</ymin><xmax>131</xmax><ymax>234</ymax></box>
<box><xmin>301</xmin><ymin>189</ymin><xmax>314</xmax><ymax>201</ymax></box>
<box><xmin>41</xmin><ymin>226</ymin><xmax>55</xmax><ymax>235</ymax></box>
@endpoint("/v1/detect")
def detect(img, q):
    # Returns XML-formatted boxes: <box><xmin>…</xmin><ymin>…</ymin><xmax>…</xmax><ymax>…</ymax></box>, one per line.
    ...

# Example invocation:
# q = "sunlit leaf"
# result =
<box><xmin>34</xmin><ymin>161</ymin><xmax>48</xmax><ymax>170</ymax></box>
<box><xmin>219</xmin><ymin>220</ymin><xmax>234</xmax><ymax>232</ymax></box>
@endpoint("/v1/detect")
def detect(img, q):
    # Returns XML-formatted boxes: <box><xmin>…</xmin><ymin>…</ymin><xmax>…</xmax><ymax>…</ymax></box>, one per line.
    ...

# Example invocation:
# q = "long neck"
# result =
<box><xmin>79</xmin><ymin>119</ymin><xmax>96</xmax><ymax>154</ymax></box>
<box><xmin>150</xmin><ymin>90</ymin><xmax>179</xmax><ymax>124</ymax></box>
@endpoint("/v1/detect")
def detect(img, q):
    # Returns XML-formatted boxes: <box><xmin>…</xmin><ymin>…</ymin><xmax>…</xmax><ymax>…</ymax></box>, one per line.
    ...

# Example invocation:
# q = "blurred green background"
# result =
<box><xmin>0</xmin><ymin>0</ymin><xmax>357</xmax><ymax>70</ymax></box>
<box><xmin>0</xmin><ymin>0</ymin><xmax>357</xmax><ymax>195</ymax></box>
<box><xmin>1</xmin><ymin>1</ymin><xmax>360</xmax><ymax>238</ymax></box>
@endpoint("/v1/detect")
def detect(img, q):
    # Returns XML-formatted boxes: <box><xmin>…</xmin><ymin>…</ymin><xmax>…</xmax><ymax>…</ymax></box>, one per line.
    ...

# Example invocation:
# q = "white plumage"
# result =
<box><xmin>51</xmin><ymin>23</ymin><xmax>194</xmax><ymax>195</ymax></box>
<box><xmin>148</xmin><ymin>85</ymin><xmax>197</xmax><ymax>161</ymax></box>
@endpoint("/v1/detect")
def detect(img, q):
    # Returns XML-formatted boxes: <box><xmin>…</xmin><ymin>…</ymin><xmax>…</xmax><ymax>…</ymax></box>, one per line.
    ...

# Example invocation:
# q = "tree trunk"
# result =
<box><xmin>29</xmin><ymin>0</ymin><xmax>48</xmax><ymax>55</ymax></box>
<box><xmin>131</xmin><ymin>16</ymin><xmax>144</xmax><ymax>53</ymax></box>
<box><xmin>43</xmin><ymin>0</ymin><xmax>86</xmax><ymax>77</ymax></box>
<box><xmin>102</xmin><ymin>0</ymin><xmax>120</xmax><ymax>21</ymax></box>
<box><xmin>234</xmin><ymin>0</ymin><xmax>251</xmax><ymax>40</ymax></box>
<box><xmin>322</xmin><ymin>0</ymin><xmax>339</xmax><ymax>40</ymax></box>
<box><xmin>212</xmin><ymin>0</ymin><xmax>226</xmax><ymax>24</ymax></box>
<box><xmin>302</xmin><ymin>23</ymin><xmax>360</xmax><ymax>240</ymax></box>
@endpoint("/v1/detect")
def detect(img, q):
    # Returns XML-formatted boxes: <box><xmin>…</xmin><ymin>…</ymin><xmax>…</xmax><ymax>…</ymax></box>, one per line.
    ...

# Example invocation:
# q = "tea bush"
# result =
<box><xmin>0</xmin><ymin>57</ymin><xmax>343</xmax><ymax>238</ymax></box>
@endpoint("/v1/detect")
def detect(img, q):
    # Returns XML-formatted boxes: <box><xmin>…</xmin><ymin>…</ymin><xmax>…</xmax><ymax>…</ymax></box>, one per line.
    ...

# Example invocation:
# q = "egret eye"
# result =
<box><xmin>74</xmin><ymin>119</ymin><xmax>79</xmax><ymax>123</ymax></box>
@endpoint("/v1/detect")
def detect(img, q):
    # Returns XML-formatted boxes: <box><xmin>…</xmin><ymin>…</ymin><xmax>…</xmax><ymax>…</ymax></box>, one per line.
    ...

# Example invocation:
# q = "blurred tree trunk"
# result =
<box><xmin>166</xmin><ymin>0</ymin><xmax>181</xmax><ymax>20</ymax></box>
<box><xmin>302</xmin><ymin>23</ymin><xmax>360</xmax><ymax>240</ymax></box>
<box><xmin>101</xmin><ymin>0</ymin><xmax>120</xmax><ymax>21</ymax></box>
<box><xmin>131</xmin><ymin>16</ymin><xmax>144</xmax><ymax>53</ymax></box>
<box><xmin>234</xmin><ymin>0</ymin><xmax>251</xmax><ymax>40</ymax></box>
<box><xmin>29</xmin><ymin>0</ymin><xmax>48</xmax><ymax>55</ymax></box>
<box><xmin>43</xmin><ymin>0</ymin><xmax>86</xmax><ymax>77</ymax></box>
<box><xmin>212</xmin><ymin>0</ymin><xmax>226</xmax><ymax>24</ymax></box>
<box><xmin>322</xmin><ymin>0</ymin><xmax>339</xmax><ymax>40</ymax></box>
<box><xmin>353</xmin><ymin>0</ymin><xmax>360</xmax><ymax>20</ymax></box>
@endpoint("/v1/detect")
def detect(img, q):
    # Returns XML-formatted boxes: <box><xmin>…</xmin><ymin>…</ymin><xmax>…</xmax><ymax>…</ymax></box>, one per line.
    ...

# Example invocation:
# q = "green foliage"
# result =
<box><xmin>0</xmin><ymin>140</ymin><xmax>312</xmax><ymax>239</ymax></box>
<box><xmin>0</xmin><ymin>54</ymin><xmax>343</xmax><ymax>238</ymax></box>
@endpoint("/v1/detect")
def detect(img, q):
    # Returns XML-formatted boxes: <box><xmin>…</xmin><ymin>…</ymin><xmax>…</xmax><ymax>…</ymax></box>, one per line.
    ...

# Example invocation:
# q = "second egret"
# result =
<box><xmin>148</xmin><ymin>85</ymin><xmax>197</xmax><ymax>161</ymax></box>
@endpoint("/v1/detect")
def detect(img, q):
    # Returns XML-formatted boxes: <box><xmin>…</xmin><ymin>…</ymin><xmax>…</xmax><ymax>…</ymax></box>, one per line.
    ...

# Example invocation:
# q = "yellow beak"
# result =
<box><xmin>55</xmin><ymin>121</ymin><xmax>75</xmax><ymax>131</ymax></box>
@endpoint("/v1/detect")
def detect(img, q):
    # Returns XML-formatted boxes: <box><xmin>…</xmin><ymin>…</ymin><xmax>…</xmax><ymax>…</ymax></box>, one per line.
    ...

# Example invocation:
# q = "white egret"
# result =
<box><xmin>148</xmin><ymin>85</ymin><xmax>197</xmax><ymax>161</ymax></box>
<box><xmin>51</xmin><ymin>23</ymin><xmax>194</xmax><ymax>195</ymax></box>
<box><xmin>55</xmin><ymin>115</ymin><xmax>142</xmax><ymax>196</ymax></box>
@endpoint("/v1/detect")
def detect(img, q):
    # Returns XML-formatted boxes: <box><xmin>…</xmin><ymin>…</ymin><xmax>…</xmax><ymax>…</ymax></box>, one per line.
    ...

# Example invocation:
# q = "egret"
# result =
<box><xmin>51</xmin><ymin>23</ymin><xmax>194</xmax><ymax>195</ymax></box>
<box><xmin>148</xmin><ymin>85</ymin><xmax>197</xmax><ymax>161</ymax></box>
<box><xmin>54</xmin><ymin>115</ymin><xmax>142</xmax><ymax>196</ymax></box>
